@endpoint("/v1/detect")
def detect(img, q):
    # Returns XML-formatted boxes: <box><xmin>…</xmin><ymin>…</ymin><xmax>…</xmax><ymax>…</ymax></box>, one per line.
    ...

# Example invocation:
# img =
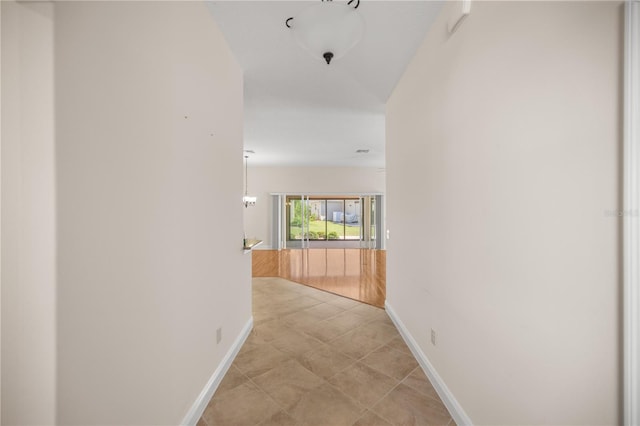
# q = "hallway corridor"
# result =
<box><xmin>198</xmin><ymin>277</ymin><xmax>454</xmax><ymax>426</ymax></box>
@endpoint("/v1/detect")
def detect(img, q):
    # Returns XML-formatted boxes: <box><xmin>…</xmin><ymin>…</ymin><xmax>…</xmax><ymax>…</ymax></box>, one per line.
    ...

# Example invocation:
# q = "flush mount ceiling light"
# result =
<box><xmin>285</xmin><ymin>0</ymin><xmax>364</xmax><ymax>65</ymax></box>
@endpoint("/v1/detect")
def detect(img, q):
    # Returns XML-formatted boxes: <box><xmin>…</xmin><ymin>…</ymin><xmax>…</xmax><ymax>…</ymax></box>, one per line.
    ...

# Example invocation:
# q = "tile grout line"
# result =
<box><xmin>402</xmin><ymin>365</ymin><xmax>457</xmax><ymax>410</ymax></box>
<box><xmin>247</xmin><ymin>297</ymin><xmax>357</xmax><ymax>425</ymax></box>
<box><xmin>366</xmin><ymin>379</ymin><xmax>404</xmax><ymax>426</ymax></box>
<box><xmin>351</xmin><ymin>348</ymin><xmax>450</xmax><ymax>425</ymax></box>
<box><xmin>258</xmin><ymin>286</ymin><xmax>392</xmax><ymax>423</ymax></box>
<box><xmin>245</xmin><ymin>369</ymin><xmax>307</xmax><ymax>425</ymax></box>
<box><xmin>210</xmin><ymin>278</ymin><xmax>451</xmax><ymax>426</ymax></box>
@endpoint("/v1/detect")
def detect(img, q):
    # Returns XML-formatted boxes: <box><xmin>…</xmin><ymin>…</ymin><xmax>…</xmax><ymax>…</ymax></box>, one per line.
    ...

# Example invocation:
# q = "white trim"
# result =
<box><xmin>385</xmin><ymin>302</ymin><xmax>473</xmax><ymax>426</ymax></box>
<box><xmin>624</xmin><ymin>2</ymin><xmax>640</xmax><ymax>425</ymax></box>
<box><xmin>180</xmin><ymin>317</ymin><xmax>253</xmax><ymax>426</ymax></box>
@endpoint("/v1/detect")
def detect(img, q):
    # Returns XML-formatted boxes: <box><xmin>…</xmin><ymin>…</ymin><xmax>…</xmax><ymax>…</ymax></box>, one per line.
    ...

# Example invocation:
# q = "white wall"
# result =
<box><xmin>51</xmin><ymin>2</ymin><xmax>248</xmax><ymax>424</ymax></box>
<box><xmin>243</xmin><ymin>166</ymin><xmax>385</xmax><ymax>248</ymax></box>
<box><xmin>1</xmin><ymin>2</ymin><xmax>57</xmax><ymax>424</ymax></box>
<box><xmin>386</xmin><ymin>2</ymin><xmax>622</xmax><ymax>424</ymax></box>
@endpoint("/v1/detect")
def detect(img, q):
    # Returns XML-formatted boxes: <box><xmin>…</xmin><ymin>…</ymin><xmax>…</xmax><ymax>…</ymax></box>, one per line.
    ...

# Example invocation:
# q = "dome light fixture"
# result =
<box><xmin>285</xmin><ymin>0</ymin><xmax>364</xmax><ymax>65</ymax></box>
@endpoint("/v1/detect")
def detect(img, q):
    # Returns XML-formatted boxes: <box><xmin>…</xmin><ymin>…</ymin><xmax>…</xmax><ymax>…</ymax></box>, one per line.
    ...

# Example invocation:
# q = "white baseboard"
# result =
<box><xmin>385</xmin><ymin>302</ymin><xmax>473</xmax><ymax>426</ymax></box>
<box><xmin>180</xmin><ymin>317</ymin><xmax>253</xmax><ymax>426</ymax></box>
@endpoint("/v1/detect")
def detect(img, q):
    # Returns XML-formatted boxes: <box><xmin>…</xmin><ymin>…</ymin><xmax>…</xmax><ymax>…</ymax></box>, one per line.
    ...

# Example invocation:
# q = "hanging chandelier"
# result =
<box><xmin>285</xmin><ymin>0</ymin><xmax>364</xmax><ymax>65</ymax></box>
<box><xmin>243</xmin><ymin>154</ymin><xmax>256</xmax><ymax>208</ymax></box>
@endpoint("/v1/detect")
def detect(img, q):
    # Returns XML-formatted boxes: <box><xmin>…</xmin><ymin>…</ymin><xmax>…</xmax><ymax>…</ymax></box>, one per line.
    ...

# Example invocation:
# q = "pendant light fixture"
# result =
<box><xmin>285</xmin><ymin>0</ymin><xmax>364</xmax><ymax>65</ymax></box>
<box><xmin>243</xmin><ymin>154</ymin><xmax>256</xmax><ymax>208</ymax></box>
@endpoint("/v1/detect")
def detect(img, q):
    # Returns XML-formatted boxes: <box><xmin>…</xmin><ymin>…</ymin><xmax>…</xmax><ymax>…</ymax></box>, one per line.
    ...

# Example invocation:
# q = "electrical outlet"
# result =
<box><xmin>431</xmin><ymin>329</ymin><xmax>436</xmax><ymax>346</ymax></box>
<box><xmin>216</xmin><ymin>328</ymin><xmax>222</xmax><ymax>344</ymax></box>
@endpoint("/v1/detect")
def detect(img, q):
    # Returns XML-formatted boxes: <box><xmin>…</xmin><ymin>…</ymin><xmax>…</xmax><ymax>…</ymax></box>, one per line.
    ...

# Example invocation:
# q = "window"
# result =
<box><xmin>286</xmin><ymin>196</ymin><xmax>361</xmax><ymax>241</ymax></box>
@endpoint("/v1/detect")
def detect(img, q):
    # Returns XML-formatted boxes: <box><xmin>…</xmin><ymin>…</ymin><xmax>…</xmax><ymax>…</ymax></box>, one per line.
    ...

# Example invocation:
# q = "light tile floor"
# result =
<box><xmin>198</xmin><ymin>277</ymin><xmax>455</xmax><ymax>426</ymax></box>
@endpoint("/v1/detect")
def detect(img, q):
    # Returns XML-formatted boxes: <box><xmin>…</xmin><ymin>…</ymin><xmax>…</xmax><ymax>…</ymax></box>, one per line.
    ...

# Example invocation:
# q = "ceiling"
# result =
<box><xmin>207</xmin><ymin>1</ymin><xmax>443</xmax><ymax>167</ymax></box>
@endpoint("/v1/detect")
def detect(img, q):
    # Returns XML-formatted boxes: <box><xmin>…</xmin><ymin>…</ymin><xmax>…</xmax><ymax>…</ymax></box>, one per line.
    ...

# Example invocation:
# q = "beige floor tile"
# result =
<box><xmin>324</xmin><ymin>311</ymin><xmax>371</xmax><ymax>336</ymax></box>
<box><xmin>259</xmin><ymin>410</ymin><xmax>299</xmax><ymax>426</ymax></box>
<box><xmin>327</xmin><ymin>362</ymin><xmax>398</xmax><ymax>409</ymax></box>
<box><xmin>402</xmin><ymin>367</ymin><xmax>441</xmax><ymax>403</ymax></box>
<box><xmin>293</xmin><ymin>284</ymin><xmax>328</xmax><ymax>296</ymax></box>
<box><xmin>374</xmin><ymin>314</ymin><xmax>396</xmax><ymax>327</ymax></box>
<box><xmin>286</xmin><ymin>279</ymin><xmax>314</xmax><ymax>291</ymax></box>
<box><xmin>262</xmin><ymin>302</ymin><xmax>304</xmax><ymax>318</ymax></box>
<box><xmin>258</xmin><ymin>289</ymin><xmax>302</xmax><ymax>304</ymax></box>
<box><xmin>202</xmin><ymin>277</ymin><xmax>455</xmax><ymax>426</ymax></box>
<box><xmin>347</xmin><ymin>303</ymin><xmax>388</xmax><ymax>321</ymax></box>
<box><xmin>233</xmin><ymin>343</ymin><xmax>291</xmax><ymax>378</ymax></box>
<box><xmin>297</xmin><ymin>319</ymin><xmax>351</xmax><ymax>343</ymax></box>
<box><xmin>371</xmin><ymin>383</ymin><xmax>451</xmax><ymax>426</ymax></box>
<box><xmin>286</xmin><ymin>295</ymin><xmax>324</xmax><ymax>311</ymax></box>
<box><xmin>214</xmin><ymin>365</ymin><xmax>249</xmax><ymax>396</ymax></box>
<box><xmin>351</xmin><ymin>410</ymin><xmax>392</xmax><ymax>426</ymax></box>
<box><xmin>254</xmin><ymin>298</ymin><xmax>276</xmax><ymax>311</ymax></box>
<box><xmin>302</xmin><ymin>302</ymin><xmax>345</xmax><ymax>319</ymax></box>
<box><xmin>238</xmin><ymin>333</ymin><xmax>267</xmax><ymax>355</ymax></box>
<box><xmin>288</xmin><ymin>383</ymin><xmax>363</xmax><ymax>426</ymax></box>
<box><xmin>252</xmin><ymin>359</ymin><xmax>324</xmax><ymax>411</ymax></box>
<box><xmin>347</xmin><ymin>302</ymin><xmax>381</xmax><ymax>315</ymax></box>
<box><xmin>365</xmin><ymin>314</ymin><xmax>395</xmax><ymax>327</ymax></box>
<box><xmin>352</xmin><ymin>321</ymin><xmax>400</xmax><ymax>345</ymax></box>
<box><xmin>253</xmin><ymin>303</ymin><xmax>285</xmax><ymax>315</ymax></box>
<box><xmin>298</xmin><ymin>290</ymin><xmax>333</xmax><ymax>303</ymax></box>
<box><xmin>202</xmin><ymin>381</ymin><xmax>281</xmax><ymax>426</ymax></box>
<box><xmin>328</xmin><ymin>330</ymin><xmax>386</xmax><ymax>360</ymax></box>
<box><xmin>297</xmin><ymin>343</ymin><xmax>356</xmax><ymax>379</ymax></box>
<box><xmin>253</xmin><ymin>310</ymin><xmax>279</xmax><ymax>325</ymax></box>
<box><xmin>327</xmin><ymin>296</ymin><xmax>363</xmax><ymax>310</ymax></box>
<box><xmin>251</xmin><ymin>321</ymin><xmax>300</xmax><ymax>345</ymax></box>
<box><xmin>271</xmin><ymin>285</ymin><xmax>298</xmax><ymax>295</ymax></box>
<box><xmin>360</xmin><ymin>345</ymin><xmax>418</xmax><ymax>381</ymax></box>
<box><xmin>301</xmin><ymin>287</ymin><xmax>343</xmax><ymax>302</ymax></box>
<box><xmin>385</xmin><ymin>336</ymin><xmax>412</xmax><ymax>355</ymax></box>
<box><xmin>281</xmin><ymin>310</ymin><xmax>321</xmax><ymax>331</ymax></box>
<box><xmin>253</xmin><ymin>296</ymin><xmax>281</xmax><ymax>306</ymax></box>
<box><xmin>270</xmin><ymin>329</ymin><xmax>324</xmax><ymax>357</ymax></box>
<box><xmin>272</xmin><ymin>277</ymin><xmax>304</xmax><ymax>289</ymax></box>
